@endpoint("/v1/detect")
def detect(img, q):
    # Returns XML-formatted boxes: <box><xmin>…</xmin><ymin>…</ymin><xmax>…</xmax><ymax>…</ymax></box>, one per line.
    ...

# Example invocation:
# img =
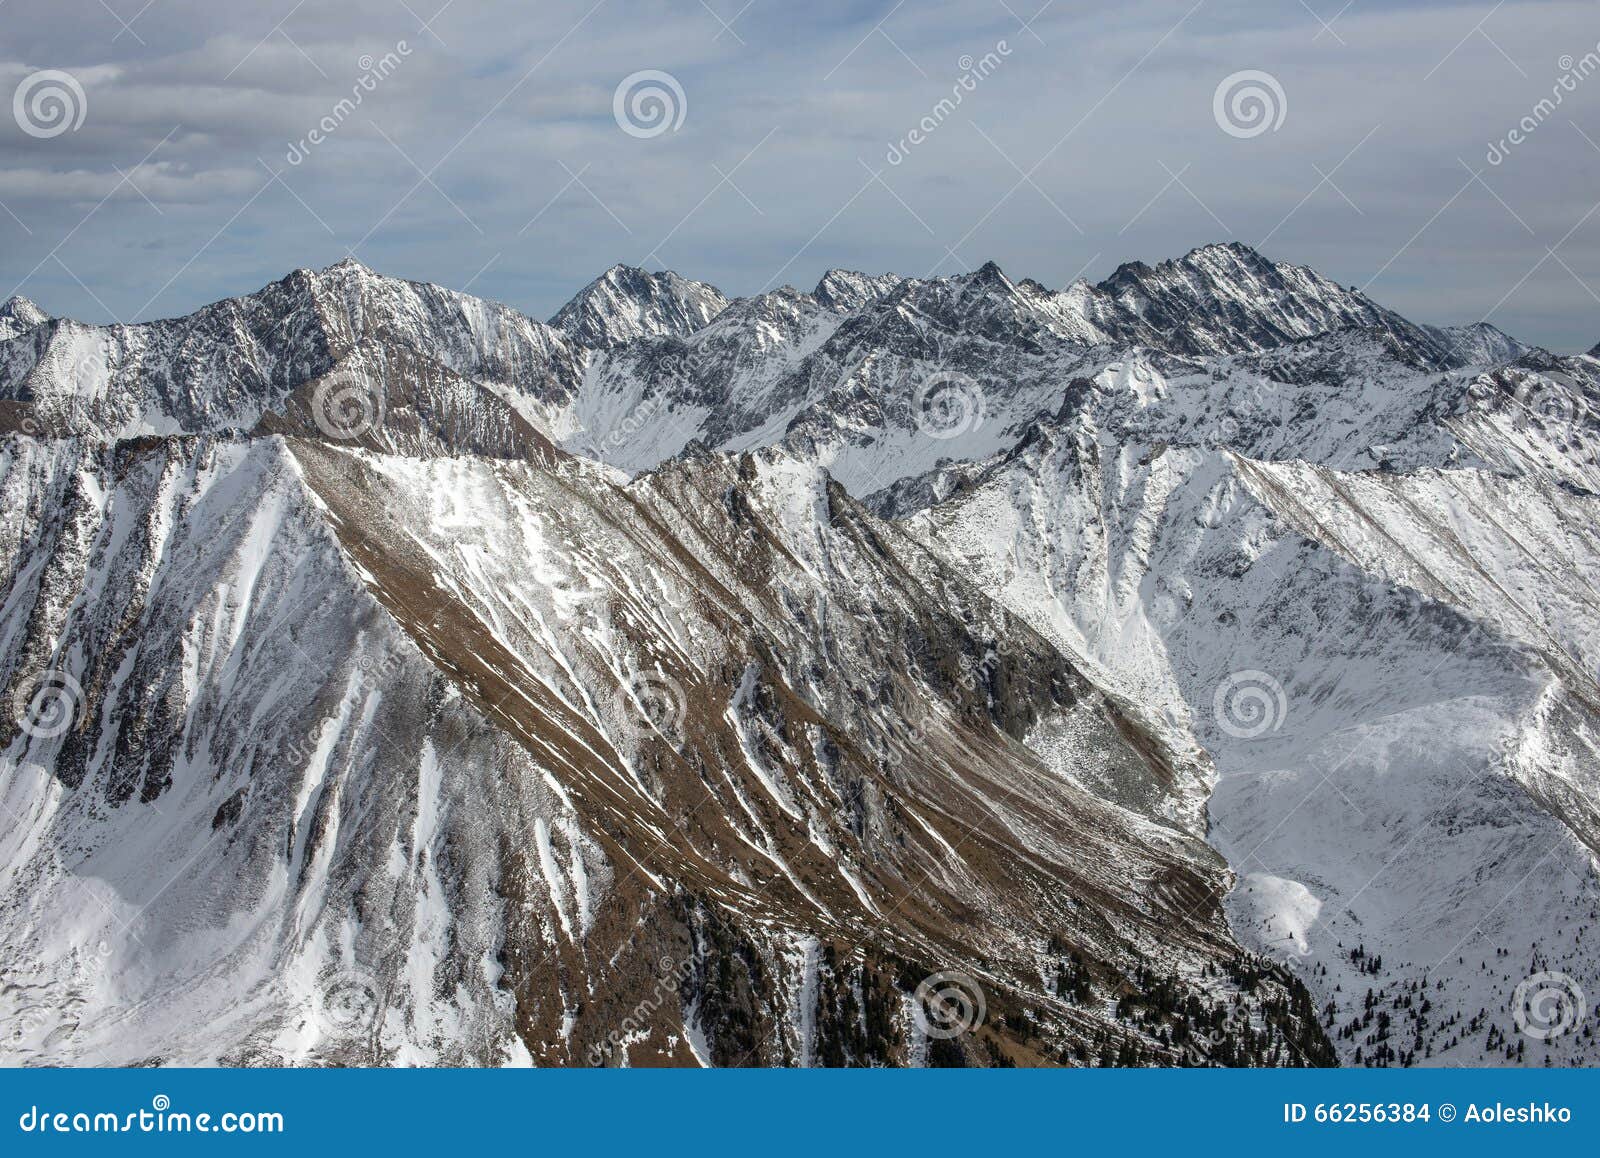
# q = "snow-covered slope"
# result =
<box><xmin>0</xmin><ymin>260</ymin><xmax>585</xmax><ymax>440</ymax></box>
<box><xmin>0</xmin><ymin>297</ymin><xmax>47</xmax><ymax>343</ymax></box>
<box><xmin>0</xmin><ymin>430</ymin><xmax>1326</xmax><ymax>1066</ymax></box>
<box><xmin>905</xmin><ymin>418</ymin><xmax>1600</xmax><ymax>1066</ymax></box>
<box><xmin>3</xmin><ymin>241</ymin><xmax>1595</xmax><ymax>1068</ymax></box>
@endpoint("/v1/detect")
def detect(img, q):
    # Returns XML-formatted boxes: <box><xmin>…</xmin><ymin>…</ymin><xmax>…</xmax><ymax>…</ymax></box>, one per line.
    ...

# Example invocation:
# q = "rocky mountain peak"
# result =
<box><xmin>0</xmin><ymin>294</ymin><xmax>48</xmax><ymax>341</ymax></box>
<box><xmin>3</xmin><ymin>241</ymin><xmax>1597</xmax><ymax>1072</ymax></box>
<box><xmin>550</xmin><ymin>264</ymin><xmax>727</xmax><ymax>348</ymax></box>
<box><xmin>811</xmin><ymin>269</ymin><xmax>901</xmax><ymax>312</ymax></box>
<box><xmin>969</xmin><ymin>259</ymin><xmax>1012</xmax><ymax>287</ymax></box>
<box><xmin>1088</xmin><ymin>241</ymin><xmax>1429</xmax><ymax>357</ymax></box>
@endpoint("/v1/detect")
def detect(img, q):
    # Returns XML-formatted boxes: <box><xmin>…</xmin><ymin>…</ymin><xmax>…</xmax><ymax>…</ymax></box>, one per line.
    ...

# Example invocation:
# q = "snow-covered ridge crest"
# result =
<box><xmin>550</xmin><ymin>264</ymin><xmax>729</xmax><ymax>348</ymax></box>
<box><xmin>3</xmin><ymin>241</ymin><xmax>1596</xmax><ymax>1069</ymax></box>
<box><xmin>0</xmin><ymin>296</ymin><xmax>48</xmax><ymax>343</ymax></box>
<box><xmin>0</xmin><ymin>242</ymin><xmax>1544</xmax><ymax>463</ymax></box>
<box><xmin>0</xmin><ymin>429</ymin><xmax>1329</xmax><ymax>1066</ymax></box>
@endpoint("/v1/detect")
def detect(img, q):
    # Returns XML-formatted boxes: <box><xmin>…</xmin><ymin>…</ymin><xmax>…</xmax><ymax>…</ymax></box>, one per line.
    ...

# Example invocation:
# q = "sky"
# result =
<box><xmin>1</xmin><ymin>0</ymin><xmax>1599</xmax><ymax>350</ymax></box>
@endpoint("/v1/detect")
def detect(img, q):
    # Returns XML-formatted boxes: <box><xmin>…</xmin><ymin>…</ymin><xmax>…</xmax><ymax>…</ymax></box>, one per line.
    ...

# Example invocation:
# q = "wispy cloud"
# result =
<box><xmin>1</xmin><ymin>0</ymin><xmax>1598</xmax><ymax>349</ymax></box>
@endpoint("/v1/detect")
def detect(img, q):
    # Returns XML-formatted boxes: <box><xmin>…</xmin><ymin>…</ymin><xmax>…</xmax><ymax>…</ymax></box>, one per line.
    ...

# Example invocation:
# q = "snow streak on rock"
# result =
<box><xmin>3</xmin><ymin>241</ymin><xmax>1596</xmax><ymax>1068</ymax></box>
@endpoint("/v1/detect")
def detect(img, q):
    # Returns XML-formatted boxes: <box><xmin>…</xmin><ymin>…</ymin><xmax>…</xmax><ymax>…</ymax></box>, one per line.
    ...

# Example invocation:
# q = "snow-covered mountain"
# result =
<box><xmin>0</xmin><ymin>297</ymin><xmax>47</xmax><ymax>343</ymax></box>
<box><xmin>0</xmin><ymin>259</ymin><xmax>585</xmax><ymax>441</ymax></box>
<box><xmin>550</xmin><ymin>265</ymin><xmax>728</xmax><ymax>349</ymax></box>
<box><xmin>2</xmin><ymin>242</ymin><xmax>1595</xmax><ymax>1067</ymax></box>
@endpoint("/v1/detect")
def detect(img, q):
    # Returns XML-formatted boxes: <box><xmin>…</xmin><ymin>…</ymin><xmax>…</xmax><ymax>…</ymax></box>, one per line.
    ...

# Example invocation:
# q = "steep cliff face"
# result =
<box><xmin>904</xmin><ymin>424</ymin><xmax>1600</xmax><ymax>1066</ymax></box>
<box><xmin>3</xmin><ymin>241</ymin><xmax>1595</xmax><ymax>1068</ymax></box>
<box><xmin>0</xmin><ymin>431</ymin><xmax>1320</xmax><ymax>1067</ymax></box>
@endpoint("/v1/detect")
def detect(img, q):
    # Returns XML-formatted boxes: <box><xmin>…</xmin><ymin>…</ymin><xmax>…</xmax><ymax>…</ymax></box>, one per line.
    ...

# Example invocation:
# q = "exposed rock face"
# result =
<box><xmin>550</xmin><ymin>265</ymin><xmax>728</xmax><ymax>349</ymax></box>
<box><xmin>3</xmin><ymin>241</ymin><xmax>1596</xmax><ymax>1067</ymax></box>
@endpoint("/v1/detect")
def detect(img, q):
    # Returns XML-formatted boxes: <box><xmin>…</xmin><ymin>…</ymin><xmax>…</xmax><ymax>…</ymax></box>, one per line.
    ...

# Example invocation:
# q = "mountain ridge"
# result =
<box><xmin>2</xmin><ymin>241</ymin><xmax>1596</xmax><ymax>1068</ymax></box>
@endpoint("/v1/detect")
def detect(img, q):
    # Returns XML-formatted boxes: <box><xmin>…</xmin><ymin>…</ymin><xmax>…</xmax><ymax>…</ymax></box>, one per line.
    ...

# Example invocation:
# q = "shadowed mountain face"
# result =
<box><xmin>2</xmin><ymin>242</ymin><xmax>1596</xmax><ymax>1068</ymax></box>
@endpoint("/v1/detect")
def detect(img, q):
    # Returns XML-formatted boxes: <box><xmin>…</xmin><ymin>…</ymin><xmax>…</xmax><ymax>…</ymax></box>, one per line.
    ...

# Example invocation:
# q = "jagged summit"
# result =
<box><xmin>0</xmin><ymin>294</ymin><xmax>47</xmax><ymax>341</ymax></box>
<box><xmin>1</xmin><ymin>242</ymin><xmax>1569</xmax><ymax>457</ymax></box>
<box><xmin>811</xmin><ymin>269</ymin><xmax>901</xmax><ymax>312</ymax></box>
<box><xmin>324</xmin><ymin>255</ymin><xmax>370</xmax><ymax>272</ymax></box>
<box><xmin>549</xmin><ymin>263</ymin><xmax>727</xmax><ymax>348</ymax></box>
<box><xmin>2</xmin><ymin>238</ymin><xmax>1598</xmax><ymax>1071</ymax></box>
<box><xmin>969</xmin><ymin>258</ymin><xmax>1011</xmax><ymax>284</ymax></box>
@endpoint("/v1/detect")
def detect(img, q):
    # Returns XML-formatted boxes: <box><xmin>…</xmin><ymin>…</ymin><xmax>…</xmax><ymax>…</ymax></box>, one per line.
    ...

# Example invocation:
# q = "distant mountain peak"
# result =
<box><xmin>304</xmin><ymin>256</ymin><xmax>382</xmax><ymax>284</ymax></box>
<box><xmin>551</xmin><ymin>264</ymin><xmax>727</xmax><ymax>348</ymax></box>
<box><xmin>0</xmin><ymin>294</ymin><xmax>48</xmax><ymax>341</ymax></box>
<box><xmin>1087</xmin><ymin>241</ymin><xmax>1436</xmax><ymax>358</ymax></box>
<box><xmin>812</xmin><ymin>269</ymin><xmax>901</xmax><ymax>312</ymax></box>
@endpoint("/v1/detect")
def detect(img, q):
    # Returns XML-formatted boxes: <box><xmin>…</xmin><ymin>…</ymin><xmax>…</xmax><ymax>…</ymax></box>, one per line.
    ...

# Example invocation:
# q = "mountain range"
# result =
<box><xmin>1</xmin><ymin>242</ymin><xmax>1596</xmax><ymax>1067</ymax></box>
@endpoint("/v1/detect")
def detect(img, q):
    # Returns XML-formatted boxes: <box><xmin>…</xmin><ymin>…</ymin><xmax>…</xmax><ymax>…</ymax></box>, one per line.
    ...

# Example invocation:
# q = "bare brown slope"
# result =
<box><xmin>289</xmin><ymin>436</ymin><xmax>1331</xmax><ymax>1065</ymax></box>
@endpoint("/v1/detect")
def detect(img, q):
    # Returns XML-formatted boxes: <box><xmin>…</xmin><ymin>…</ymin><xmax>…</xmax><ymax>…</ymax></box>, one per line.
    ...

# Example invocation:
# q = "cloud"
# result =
<box><xmin>0</xmin><ymin>161</ymin><xmax>260</xmax><ymax>203</ymax></box>
<box><xmin>0</xmin><ymin>0</ymin><xmax>1597</xmax><ymax>349</ymax></box>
